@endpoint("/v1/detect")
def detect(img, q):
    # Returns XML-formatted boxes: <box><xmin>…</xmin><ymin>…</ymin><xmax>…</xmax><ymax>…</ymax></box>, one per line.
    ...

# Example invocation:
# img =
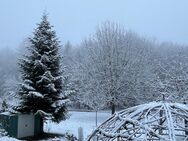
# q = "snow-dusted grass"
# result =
<box><xmin>44</xmin><ymin>111</ymin><xmax>111</xmax><ymax>140</ymax></box>
<box><xmin>0</xmin><ymin>137</ymin><xmax>20</xmax><ymax>141</ymax></box>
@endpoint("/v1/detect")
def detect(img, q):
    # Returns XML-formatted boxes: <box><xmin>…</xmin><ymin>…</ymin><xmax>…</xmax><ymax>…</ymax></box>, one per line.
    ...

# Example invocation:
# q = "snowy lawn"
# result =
<box><xmin>44</xmin><ymin>111</ymin><xmax>111</xmax><ymax>140</ymax></box>
<box><xmin>0</xmin><ymin>137</ymin><xmax>20</xmax><ymax>141</ymax></box>
<box><xmin>0</xmin><ymin>111</ymin><xmax>110</xmax><ymax>141</ymax></box>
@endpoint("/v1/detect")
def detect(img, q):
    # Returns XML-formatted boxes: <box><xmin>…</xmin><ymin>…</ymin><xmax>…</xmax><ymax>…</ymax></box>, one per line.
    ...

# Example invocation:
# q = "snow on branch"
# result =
<box><xmin>21</xmin><ymin>83</ymin><xmax>35</xmax><ymax>91</ymax></box>
<box><xmin>28</xmin><ymin>91</ymin><xmax>44</xmax><ymax>98</ymax></box>
<box><xmin>35</xmin><ymin>110</ymin><xmax>52</xmax><ymax>118</ymax></box>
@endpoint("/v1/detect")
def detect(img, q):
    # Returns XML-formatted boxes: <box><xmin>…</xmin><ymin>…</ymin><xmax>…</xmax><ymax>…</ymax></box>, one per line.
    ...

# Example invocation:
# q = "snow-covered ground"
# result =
<box><xmin>0</xmin><ymin>137</ymin><xmax>20</xmax><ymax>141</ymax></box>
<box><xmin>44</xmin><ymin>111</ymin><xmax>111</xmax><ymax>140</ymax></box>
<box><xmin>0</xmin><ymin>111</ymin><xmax>110</xmax><ymax>141</ymax></box>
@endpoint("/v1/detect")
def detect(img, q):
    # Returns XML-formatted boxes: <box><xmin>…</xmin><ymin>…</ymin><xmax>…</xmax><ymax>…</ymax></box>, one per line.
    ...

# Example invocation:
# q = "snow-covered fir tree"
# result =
<box><xmin>16</xmin><ymin>14</ymin><xmax>69</xmax><ymax>130</ymax></box>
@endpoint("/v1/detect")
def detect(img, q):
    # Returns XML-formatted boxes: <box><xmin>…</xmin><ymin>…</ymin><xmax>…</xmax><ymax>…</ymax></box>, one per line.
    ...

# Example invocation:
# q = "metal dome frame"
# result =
<box><xmin>87</xmin><ymin>102</ymin><xmax>188</xmax><ymax>141</ymax></box>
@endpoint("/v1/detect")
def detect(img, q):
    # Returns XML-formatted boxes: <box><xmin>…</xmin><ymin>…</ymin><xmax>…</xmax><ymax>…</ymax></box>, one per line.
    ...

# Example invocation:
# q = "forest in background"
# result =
<box><xmin>0</xmin><ymin>22</ymin><xmax>188</xmax><ymax>113</ymax></box>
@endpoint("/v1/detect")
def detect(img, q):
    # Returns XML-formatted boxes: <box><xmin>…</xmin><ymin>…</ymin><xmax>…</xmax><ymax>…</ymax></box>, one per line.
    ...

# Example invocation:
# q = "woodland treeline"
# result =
<box><xmin>0</xmin><ymin>22</ymin><xmax>188</xmax><ymax>113</ymax></box>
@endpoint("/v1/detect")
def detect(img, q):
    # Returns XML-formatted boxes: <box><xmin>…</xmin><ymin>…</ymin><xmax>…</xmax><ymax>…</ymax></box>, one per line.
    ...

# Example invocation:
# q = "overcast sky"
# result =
<box><xmin>0</xmin><ymin>0</ymin><xmax>188</xmax><ymax>48</ymax></box>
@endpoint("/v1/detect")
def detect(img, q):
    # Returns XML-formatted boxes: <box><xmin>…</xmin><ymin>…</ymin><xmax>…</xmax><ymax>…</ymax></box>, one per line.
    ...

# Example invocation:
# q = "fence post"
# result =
<box><xmin>78</xmin><ymin>127</ymin><xmax>83</xmax><ymax>141</ymax></box>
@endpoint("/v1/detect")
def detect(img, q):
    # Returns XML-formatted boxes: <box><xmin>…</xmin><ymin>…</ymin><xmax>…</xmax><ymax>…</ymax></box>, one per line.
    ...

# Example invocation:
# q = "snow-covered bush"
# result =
<box><xmin>65</xmin><ymin>132</ymin><xmax>77</xmax><ymax>141</ymax></box>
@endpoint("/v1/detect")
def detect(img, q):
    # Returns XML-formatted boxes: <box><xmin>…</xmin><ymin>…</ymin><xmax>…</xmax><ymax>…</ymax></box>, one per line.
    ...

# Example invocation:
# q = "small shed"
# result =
<box><xmin>0</xmin><ymin>112</ymin><xmax>42</xmax><ymax>139</ymax></box>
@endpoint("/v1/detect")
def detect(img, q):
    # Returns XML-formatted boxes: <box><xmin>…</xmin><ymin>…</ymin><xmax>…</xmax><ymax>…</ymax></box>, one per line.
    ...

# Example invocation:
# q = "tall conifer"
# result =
<box><xmin>17</xmin><ymin>14</ymin><xmax>69</xmax><ymax>129</ymax></box>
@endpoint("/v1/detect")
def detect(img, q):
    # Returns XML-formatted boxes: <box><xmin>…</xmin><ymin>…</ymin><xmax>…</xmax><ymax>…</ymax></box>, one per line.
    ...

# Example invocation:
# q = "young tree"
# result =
<box><xmin>16</xmin><ymin>14</ymin><xmax>69</xmax><ymax>132</ymax></box>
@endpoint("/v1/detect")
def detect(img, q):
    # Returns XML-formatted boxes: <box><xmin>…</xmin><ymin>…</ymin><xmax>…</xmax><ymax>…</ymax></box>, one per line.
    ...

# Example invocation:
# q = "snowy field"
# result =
<box><xmin>44</xmin><ymin>111</ymin><xmax>111</xmax><ymax>140</ymax></box>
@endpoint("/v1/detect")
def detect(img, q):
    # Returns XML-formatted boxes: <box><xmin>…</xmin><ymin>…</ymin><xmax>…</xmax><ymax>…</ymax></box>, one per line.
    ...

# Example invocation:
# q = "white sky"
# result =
<box><xmin>0</xmin><ymin>0</ymin><xmax>188</xmax><ymax>48</ymax></box>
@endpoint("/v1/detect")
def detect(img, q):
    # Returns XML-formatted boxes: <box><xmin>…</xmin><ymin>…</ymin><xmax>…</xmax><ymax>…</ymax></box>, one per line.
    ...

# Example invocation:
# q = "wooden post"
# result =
<box><xmin>159</xmin><ymin>94</ymin><xmax>165</xmax><ymax>135</ymax></box>
<box><xmin>78</xmin><ymin>127</ymin><xmax>83</xmax><ymax>141</ymax></box>
<box><xmin>159</xmin><ymin>109</ymin><xmax>163</xmax><ymax>135</ymax></box>
<box><xmin>184</xmin><ymin>101</ymin><xmax>188</xmax><ymax>136</ymax></box>
<box><xmin>185</xmin><ymin>120</ymin><xmax>188</xmax><ymax>136</ymax></box>
<box><xmin>95</xmin><ymin>110</ymin><xmax>98</xmax><ymax>127</ymax></box>
<box><xmin>111</xmin><ymin>100</ymin><xmax>116</xmax><ymax>115</ymax></box>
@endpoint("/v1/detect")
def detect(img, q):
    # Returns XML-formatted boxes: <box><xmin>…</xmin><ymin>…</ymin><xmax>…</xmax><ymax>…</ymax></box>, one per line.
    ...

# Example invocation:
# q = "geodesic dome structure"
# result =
<box><xmin>88</xmin><ymin>102</ymin><xmax>188</xmax><ymax>141</ymax></box>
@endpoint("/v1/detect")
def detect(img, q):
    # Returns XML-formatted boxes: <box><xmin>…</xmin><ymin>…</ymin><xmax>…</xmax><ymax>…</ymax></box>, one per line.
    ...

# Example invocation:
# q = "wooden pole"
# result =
<box><xmin>184</xmin><ymin>101</ymin><xmax>188</xmax><ymax>136</ymax></box>
<box><xmin>95</xmin><ymin>110</ymin><xmax>98</xmax><ymax>127</ymax></box>
<box><xmin>78</xmin><ymin>127</ymin><xmax>83</xmax><ymax>141</ymax></box>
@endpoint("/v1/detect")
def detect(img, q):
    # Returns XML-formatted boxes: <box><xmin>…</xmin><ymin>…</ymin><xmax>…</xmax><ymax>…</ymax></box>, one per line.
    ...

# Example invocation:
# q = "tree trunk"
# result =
<box><xmin>111</xmin><ymin>102</ymin><xmax>116</xmax><ymax>115</ymax></box>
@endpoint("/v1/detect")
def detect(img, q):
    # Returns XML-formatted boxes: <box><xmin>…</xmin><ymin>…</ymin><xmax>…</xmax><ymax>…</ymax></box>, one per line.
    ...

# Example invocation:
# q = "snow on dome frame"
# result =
<box><xmin>87</xmin><ymin>102</ymin><xmax>188</xmax><ymax>141</ymax></box>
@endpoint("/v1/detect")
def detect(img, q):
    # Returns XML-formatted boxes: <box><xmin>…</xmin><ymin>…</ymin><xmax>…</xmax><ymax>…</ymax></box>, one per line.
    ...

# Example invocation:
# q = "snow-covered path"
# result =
<box><xmin>44</xmin><ymin>111</ymin><xmax>111</xmax><ymax>140</ymax></box>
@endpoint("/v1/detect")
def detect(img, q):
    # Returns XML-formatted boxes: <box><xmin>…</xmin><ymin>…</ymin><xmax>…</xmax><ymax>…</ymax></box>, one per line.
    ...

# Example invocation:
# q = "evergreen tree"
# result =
<box><xmin>16</xmin><ymin>14</ymin><xmax>69</xmax><ymax>130</ymax></box>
